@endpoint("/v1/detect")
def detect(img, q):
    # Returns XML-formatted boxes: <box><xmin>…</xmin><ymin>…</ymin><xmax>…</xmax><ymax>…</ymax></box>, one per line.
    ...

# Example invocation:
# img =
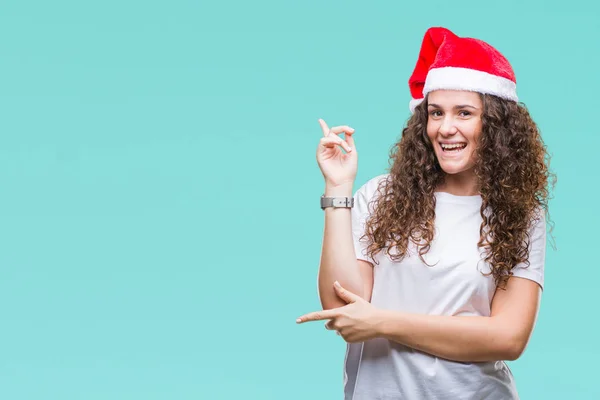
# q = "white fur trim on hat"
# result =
<box><xmin>423</xmin><ymin>66</ymin><xmax>518</xmax><ymax>102</ymax></box>
<box><xmin>409</xmin><ymin>98</ymin><xmax>424</xmax><ymax>113</ymax></box>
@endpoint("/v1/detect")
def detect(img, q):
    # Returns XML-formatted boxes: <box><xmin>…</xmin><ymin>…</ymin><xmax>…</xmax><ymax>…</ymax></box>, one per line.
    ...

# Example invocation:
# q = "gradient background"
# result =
<box><xmin>0</xmin><ymin>0</ymin><xmax>597</xmax><ymax>399</ymax></box>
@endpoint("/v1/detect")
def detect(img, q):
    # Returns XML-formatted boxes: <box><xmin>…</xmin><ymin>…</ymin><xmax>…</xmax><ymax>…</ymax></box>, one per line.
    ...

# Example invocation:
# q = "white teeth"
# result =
<box><xmin>441</xmin><ymin>143</ymin><xmax>466</xmax><ymax>150</ymax></box>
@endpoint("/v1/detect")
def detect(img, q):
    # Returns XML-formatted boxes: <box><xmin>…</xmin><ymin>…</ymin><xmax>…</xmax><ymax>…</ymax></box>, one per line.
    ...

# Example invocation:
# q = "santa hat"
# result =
<box><xmin>408</xmin><ymin>27</ymin><xmax>518</xmax><ymax>113</ymax></box>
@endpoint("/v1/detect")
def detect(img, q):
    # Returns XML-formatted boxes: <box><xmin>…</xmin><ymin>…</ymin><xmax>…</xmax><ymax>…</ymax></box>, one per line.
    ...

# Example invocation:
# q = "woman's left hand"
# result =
<box><xmin>296</xmin><ymin>281</ymin><xmax>384</xmax><ymax>343</ymax></box>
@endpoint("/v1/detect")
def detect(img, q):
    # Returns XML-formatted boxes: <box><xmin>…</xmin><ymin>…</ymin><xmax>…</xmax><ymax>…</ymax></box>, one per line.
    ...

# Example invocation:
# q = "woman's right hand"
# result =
<box><xmin>316</xmin><ymin>119</ymin><xmax>358</xmax><ymax>189</ymax></box>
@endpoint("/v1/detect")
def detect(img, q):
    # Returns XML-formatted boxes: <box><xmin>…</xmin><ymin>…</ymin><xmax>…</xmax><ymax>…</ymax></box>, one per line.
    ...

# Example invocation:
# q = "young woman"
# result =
<box><xmin>297</xmin><ymin>27</ymin><xmax>555</xmax><ymax>399</ymax></box>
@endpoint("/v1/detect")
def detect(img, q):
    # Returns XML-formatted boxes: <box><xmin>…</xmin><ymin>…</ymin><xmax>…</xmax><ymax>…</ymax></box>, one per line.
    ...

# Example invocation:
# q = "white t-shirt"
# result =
<box><xmin>344</xmin><ymin>174</ymin><xmax>546</xmax><ymax>400</ymax></box>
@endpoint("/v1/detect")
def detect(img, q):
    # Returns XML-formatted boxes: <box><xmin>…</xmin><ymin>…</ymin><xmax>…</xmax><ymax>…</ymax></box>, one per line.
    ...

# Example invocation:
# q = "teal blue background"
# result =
<box><xmin>0</xmin><ymin>0</ymin><xmax>597</xmax><ymax>398</ymax></box>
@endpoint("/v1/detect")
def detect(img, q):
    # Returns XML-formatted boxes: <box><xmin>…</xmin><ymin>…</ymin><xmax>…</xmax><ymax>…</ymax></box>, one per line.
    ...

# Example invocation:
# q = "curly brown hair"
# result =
<box><xmin>362</xmin><ymin>93</ymin><xmax>556</xmax><ymax>289</ymax></box>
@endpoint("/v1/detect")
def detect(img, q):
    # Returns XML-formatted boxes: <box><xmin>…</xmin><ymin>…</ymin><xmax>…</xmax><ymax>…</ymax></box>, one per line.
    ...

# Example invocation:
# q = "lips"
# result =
<box><xmin>440</xmin><ymin>143</ymin><xmax>467</xmax><ymax>152</ymax></box>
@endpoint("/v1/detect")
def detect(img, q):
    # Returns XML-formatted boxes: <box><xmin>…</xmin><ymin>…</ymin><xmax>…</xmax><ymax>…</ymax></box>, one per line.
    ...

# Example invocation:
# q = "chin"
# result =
<box><xmin>436</xmin><ymin>152</ymin><xmax>475</xmax><ymax>175</ymax></box>
<box><xmin>440</xmin><ymin>164</ymin><xmax>465</xmax><ymax>173</ymax></box>
<box><xmin>438</xmin><ymin>161</ymin><xmax>473</xmax><ymax>175</ymax></box>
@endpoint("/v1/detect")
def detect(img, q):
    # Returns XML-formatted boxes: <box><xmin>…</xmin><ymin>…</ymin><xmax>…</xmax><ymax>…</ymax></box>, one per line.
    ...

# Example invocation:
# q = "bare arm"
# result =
<box><xmin>376</xmin><ymin>276</ymin><xmax>542</xmax><ymax>362</ymax></box>
<box><xmin>317</xmin><ymin>183</ymin><xmax>373</xmax><ymax>309</ymax></box>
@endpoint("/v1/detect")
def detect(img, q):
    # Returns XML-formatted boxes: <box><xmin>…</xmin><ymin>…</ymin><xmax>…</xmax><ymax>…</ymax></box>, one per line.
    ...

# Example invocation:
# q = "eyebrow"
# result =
<box><xmin>428</xmin><ymin>103</ymin><xmax>479</xmax><ymax>110</ymax></box>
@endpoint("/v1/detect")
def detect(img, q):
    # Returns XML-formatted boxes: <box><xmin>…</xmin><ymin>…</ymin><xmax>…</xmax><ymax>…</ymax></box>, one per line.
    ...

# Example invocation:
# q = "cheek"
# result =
<box><xmin>467</xmin><ymin>132</ymin><xmax>482</xmax><ymax>163</ymax></box>
<box><xmin>459</xmin><ymin>121</ymin><xmax>481</xmax><ymax>143</ymax></box>
<box><xmin>426</xmin><ymin>121</ymin><xmax>437</xmax><ymax>141</ymax></box>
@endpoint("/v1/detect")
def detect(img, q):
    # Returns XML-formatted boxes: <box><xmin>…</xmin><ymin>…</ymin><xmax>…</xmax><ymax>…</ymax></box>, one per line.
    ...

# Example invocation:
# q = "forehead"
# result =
<box><xmin>427</xmin><ymin>90</ymin><xmax>482</xmax><ymax>107</ymax></box>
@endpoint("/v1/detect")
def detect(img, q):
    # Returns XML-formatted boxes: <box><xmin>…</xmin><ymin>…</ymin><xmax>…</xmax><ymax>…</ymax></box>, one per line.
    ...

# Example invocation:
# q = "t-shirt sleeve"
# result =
<box><xmin>511</xmin><ymin>208</ymin><xmax>547</xmax><ymax>290</ymax></box>
<box><xmin>351</xmin><ymin>176</ymin><xmax>383</xmax><ymax>265</ymax></box>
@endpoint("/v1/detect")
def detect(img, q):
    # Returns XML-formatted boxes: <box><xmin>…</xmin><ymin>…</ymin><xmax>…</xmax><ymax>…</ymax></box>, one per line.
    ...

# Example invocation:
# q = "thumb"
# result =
<box><xmin>333</xmin><ymin>281</ymin><xmax>361</xmax><ymax>303</ymax></box>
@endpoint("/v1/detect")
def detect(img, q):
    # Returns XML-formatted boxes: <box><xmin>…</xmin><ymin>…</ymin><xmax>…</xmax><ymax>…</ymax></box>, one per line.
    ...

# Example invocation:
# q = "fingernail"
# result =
<box><xmin>334</xmin><ymin>281</ymin><xmax>341</xmax><ymax>287</ymax></box>
<box><xmin>296</xmin><ymin>318</ymin><xmax>301</xmax><ymax>323</ymax></box>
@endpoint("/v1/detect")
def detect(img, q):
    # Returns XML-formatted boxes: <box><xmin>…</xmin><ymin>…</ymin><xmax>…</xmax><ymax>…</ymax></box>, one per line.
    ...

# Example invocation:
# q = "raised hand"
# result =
<box><xmin>316</xmin><ymin>119</ymin><xmax>358</xmax><ymax>189</ymax></box>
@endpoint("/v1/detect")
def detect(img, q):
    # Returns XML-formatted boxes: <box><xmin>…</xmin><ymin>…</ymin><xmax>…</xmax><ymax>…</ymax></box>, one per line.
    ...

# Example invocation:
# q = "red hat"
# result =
<box><xmin>408</xmin><ymin>27</ymin><xmax>517</xmax><ymax>113</ymax></box>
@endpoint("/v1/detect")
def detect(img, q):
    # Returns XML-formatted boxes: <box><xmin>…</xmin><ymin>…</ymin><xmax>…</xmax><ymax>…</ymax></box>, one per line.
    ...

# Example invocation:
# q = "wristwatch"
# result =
<box><xmin>320</xmin><ymin>194</ymin><xmax>354</xmax><ymax>210</ymax></box>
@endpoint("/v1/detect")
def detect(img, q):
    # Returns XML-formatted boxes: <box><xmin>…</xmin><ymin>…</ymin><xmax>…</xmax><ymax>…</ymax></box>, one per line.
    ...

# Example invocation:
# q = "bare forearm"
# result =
<box><xmin>376</xmin><ymin>310</ymin><xmax>521</xmax><ymax>362</ymax></box>
<box><xmin>318</xmin><ymin>184</ymin><xmax>363</xmax><ymax>310</ymax></box>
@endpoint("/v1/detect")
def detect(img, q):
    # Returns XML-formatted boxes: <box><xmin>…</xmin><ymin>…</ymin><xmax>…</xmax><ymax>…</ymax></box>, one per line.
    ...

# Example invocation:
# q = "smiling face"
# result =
<box><xmin>426</xmin><ymin>90</ymin><xmax>483</xmax><ymax>179</ymax></box>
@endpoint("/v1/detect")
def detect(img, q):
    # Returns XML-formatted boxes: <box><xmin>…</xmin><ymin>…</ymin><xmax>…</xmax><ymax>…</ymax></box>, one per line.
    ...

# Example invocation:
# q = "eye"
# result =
<box><xmin>429</xmin><ymin>110</ymin><xmax>442</xmax><ymax>117</ymax></box>
<box><xmin>458</xmin><ymin>110</ymin><xmax>472</xmax><ymax>117</ymax></box>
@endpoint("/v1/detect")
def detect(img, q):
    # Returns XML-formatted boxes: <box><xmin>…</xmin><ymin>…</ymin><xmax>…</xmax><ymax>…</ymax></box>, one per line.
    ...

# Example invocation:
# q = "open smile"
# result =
<box><xmin>439</xmin><ymin>142</ymin><xmax>467</xmax><ymax>156</ymax></box>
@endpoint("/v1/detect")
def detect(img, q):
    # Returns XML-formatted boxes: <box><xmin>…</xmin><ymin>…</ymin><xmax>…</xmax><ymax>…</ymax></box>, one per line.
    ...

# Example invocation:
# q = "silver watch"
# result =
<box><xmin>321</xmin><ymin>194</ymin><xmax>354</xmax><ymax>210</ymax></box>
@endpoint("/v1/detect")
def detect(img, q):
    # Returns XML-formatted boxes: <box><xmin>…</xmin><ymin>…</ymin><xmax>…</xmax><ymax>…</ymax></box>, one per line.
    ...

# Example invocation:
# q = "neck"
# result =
<box><xmin>437</xmin><ymin>172</ymin><xmax>480</xmax><ymax>196</ymax></box>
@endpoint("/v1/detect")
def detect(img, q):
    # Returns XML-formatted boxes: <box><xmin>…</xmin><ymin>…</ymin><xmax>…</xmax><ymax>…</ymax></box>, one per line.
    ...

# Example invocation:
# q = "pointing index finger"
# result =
<box><xmin>318</xmin><ymin>118</ymin><xmax>330</xmax><ymax>137</ymax></box>
<box><xmin>296</xmin><ymin>309</ymin><xmax>340</xmax><ymax>323</ymax></box>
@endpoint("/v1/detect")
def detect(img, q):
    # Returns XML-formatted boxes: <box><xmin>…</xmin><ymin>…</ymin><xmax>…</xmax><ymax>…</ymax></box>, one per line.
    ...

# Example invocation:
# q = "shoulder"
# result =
<box><xmin>355</xmin><ymin>173</ymin><xmax>390</xmax><ymax>199</ymax></box>
<box><xmin>528</xmin><ymin>206</ymin><xmax>547</xmax><ymax>239</ymax></box>
<box><xmin>352</xmin><ymin>173</ymin><xmax>389</xmax><ymax>216</ymax></box>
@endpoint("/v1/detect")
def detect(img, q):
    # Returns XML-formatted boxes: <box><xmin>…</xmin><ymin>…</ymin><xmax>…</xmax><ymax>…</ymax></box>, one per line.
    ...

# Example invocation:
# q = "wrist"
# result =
<box><xmin>324</xmin><ymin>183</ymin><xmax>353</xmax><ymax>197</ymax></box>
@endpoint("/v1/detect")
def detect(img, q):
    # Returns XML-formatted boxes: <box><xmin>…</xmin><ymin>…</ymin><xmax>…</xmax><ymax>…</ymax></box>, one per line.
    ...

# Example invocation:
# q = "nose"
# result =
<box><xmin>438</xmin><ymin>116</ymin><xmax>458</xmax><ymax>136</ymax></box>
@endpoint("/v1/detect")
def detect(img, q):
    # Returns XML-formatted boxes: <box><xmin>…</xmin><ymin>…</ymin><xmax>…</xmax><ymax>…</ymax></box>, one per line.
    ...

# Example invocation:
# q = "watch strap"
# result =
<box><xmin>321</xmin><ymin>195</ymin><xmax>354</xmax><ymax>210</ymax></box>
